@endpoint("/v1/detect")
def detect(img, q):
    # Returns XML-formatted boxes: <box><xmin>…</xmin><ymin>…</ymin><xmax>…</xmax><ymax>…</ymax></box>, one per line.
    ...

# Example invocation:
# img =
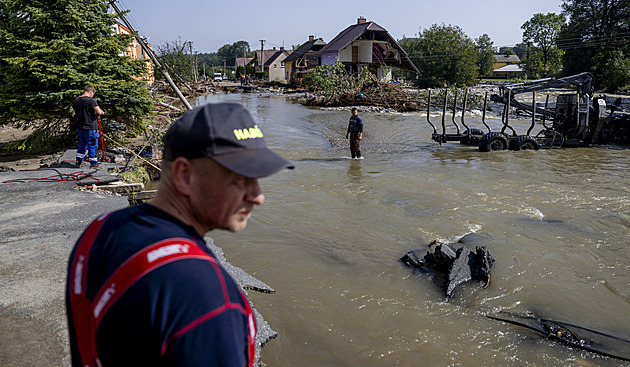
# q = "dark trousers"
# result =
<box><xmin>349</xmin><ymin>133</ymin><xmax>361</xmax><ymax>158</ymax></box>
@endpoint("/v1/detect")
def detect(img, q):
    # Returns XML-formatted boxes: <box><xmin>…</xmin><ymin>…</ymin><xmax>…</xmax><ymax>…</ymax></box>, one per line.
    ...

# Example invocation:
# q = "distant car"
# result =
<box><xmin>213</xmin><ymin>73</ymin><xmax>222</xmax><ymax>82</ymax></box>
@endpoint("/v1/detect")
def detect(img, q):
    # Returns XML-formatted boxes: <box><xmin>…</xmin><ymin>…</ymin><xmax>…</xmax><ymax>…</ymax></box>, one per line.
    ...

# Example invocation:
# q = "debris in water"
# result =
<box><xmin>401</xmin><ymin>240</ymin><xmax>494</xmax><ymax>300</ymax></box>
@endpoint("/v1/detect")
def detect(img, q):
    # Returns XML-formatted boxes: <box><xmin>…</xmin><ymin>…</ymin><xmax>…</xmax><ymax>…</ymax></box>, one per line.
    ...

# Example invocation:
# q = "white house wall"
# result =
<box><xmin>338</xmin><ymin>40</ymin><xmax>374</xmax><ymax>63</ymax></box>
<box><xmin>338</xmin><ymin>47</ymin><xmax>352</xmax><ymax>62</ymax></box>
<box><xmin>358</xmin><ymin>41</ymin><xmax>372</xmax><ymax>62</ymax></box>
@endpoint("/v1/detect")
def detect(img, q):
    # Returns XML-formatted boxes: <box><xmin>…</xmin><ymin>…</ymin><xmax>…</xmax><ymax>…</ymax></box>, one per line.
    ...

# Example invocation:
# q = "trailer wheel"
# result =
<box><xmin>460</xmin><ymin>128</ymin><xmax>484</xmax><ymax>144</ymax></box>
<box><xmin>479</xmin><ymin>132</ymin><xmax>508</xmax><ymax>152</ymax></box>
<box><xmin>510</xmin><ymin>135</ymin><xmax>540</xmax><ymax>151</ymax></box>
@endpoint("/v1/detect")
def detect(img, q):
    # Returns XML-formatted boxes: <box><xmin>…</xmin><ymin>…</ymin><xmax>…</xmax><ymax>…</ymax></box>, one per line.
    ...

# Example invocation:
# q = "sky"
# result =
<box><xmin>115</xmin><ymin>0</ymin><xmax>564</xmax><ymax>54</ymax></box>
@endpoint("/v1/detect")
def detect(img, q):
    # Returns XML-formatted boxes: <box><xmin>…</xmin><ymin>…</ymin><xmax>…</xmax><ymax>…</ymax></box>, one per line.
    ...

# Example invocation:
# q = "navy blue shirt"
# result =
<box><xmin>66</xmin><ymin>204</ymin><xmax>252</xmax><ymax>366</ymax></box>
<box><xmin>347</xmin><ymin>115</ymin><xmax>363</xmax><ymax>134</ymax></box>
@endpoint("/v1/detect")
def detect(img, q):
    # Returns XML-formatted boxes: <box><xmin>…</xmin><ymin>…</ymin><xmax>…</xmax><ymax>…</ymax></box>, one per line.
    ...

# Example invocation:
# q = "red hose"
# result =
<box><xmin>98</xmin><ymin>119</ymin><xmax>109</xmax><ymax>162</ymax></box>
<box><xmin>2</xmin><ymin>167</ymin><xmax>100</xmax><ymax>185</ymax></box>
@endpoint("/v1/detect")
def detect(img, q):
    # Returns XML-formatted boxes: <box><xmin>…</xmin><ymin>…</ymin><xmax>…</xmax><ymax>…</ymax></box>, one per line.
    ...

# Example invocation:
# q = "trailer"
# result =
<box><xmin>427</xmin><ymin>72</ymin><xmax>630</xmax><ymax>151</ymax></box>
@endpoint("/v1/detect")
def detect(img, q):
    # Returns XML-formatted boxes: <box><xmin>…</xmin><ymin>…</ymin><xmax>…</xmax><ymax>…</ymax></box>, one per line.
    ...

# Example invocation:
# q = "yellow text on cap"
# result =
<box><xmin>233</xmin><ymin>125</ymin><xmax>264</xmax><ymax>140</ymax></box>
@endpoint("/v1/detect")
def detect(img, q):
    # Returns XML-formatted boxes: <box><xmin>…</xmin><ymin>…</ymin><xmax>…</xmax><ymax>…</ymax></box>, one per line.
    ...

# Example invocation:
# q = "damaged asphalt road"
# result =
<box><xmin>0</xmin><ymin>164</ymin><xmax>276</xmax><ymax>366</ymax></box>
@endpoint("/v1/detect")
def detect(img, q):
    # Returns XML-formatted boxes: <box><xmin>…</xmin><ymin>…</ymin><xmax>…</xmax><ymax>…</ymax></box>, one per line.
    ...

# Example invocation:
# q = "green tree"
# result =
<box><xmin>498</xmin><ymin>47</ymin><xmax>516</xmax><ymax>55</ymax></box>
<box><xmin>216</xmin><ymin>41</ymin><xmax>251</xmax><ymax>70</ymax></box>
<box><xmin>303</xmin><ymin>60</ymin><xmax>373</xmax><ymax>99</ymax></box>
<box><xmin>513</xmin><ymin>43</ymin><xmax>530</xmax><ymax>60</ymax></box>
<box><xmin>476</xmin><ymin>34</ymin><xmax>495</xmax><ymax>77</ymax></box>
<box><xmin>196</xmin><ymin>52</ymin><xmax>218</xmax><ymax>79</ymax></box>
<box><xmin>156</xmin><ymin>39</ymin><xmax>196</xmax><ymax>82</ymax></box>
<box><xmin>602</xmin><ymin>50</ymin><xmax>630</xmax><ymax>90</ymax></box>
<box><xmin>0</xmin><ymin>0</ymin><xmax>153</xmax><ymax>153</ymax></box>
<box><xmin>521</xmin><ymin>13</ymin><xmax>566</xmax><ymax>78</ymax></box>
<box><xmin>402</xmin><ymin>24</ymin><xmax>479</xmax><ymax>88</ymax></box>
<box><xmin>558</xmin><ymin>0</ymin><xmax>630</xmax><ymax>91</ymax></box>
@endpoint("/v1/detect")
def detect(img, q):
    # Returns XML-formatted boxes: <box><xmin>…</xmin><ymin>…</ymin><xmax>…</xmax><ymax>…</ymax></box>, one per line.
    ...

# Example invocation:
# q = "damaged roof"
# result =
<box><xmin>320</xmin><ymin>22</ymin><xmax>386</xmax><ymax>53</ymax></box>
<box><xmin>319</xmin><ymin>20</ymin><xmax>419</xmax><ymax>73</ymax></box>
<box><xmin>494</xmin><ymin>54</ymin><xmax>521</xmax><ymax>63</ymax></box>
<box><xmin>284</xmin><ymin>37</ymin><xmax>327</xmax><ymax>63</ymax></box>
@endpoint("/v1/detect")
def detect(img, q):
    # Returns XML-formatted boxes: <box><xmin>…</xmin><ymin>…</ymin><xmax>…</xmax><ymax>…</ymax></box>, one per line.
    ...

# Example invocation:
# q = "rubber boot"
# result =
<box><xmin>356</xmin><ymin>151</ymin><xmax>361</xmax><ymax>159</ymax></box>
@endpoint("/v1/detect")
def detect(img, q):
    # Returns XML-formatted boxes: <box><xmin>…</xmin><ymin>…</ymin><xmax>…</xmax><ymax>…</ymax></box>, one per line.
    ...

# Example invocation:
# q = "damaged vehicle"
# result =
<box><xmin>427</xmin><ymin>72</ymin><xmax>630</xmax><ymax>151</ymax></box>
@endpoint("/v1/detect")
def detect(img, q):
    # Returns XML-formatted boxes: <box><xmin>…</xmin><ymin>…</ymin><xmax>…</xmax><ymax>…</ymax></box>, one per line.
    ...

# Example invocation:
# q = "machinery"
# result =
<box><xmin>426</xmin><ymin>72</ymin><xmax>630</xmax><ymax>151</ymax></box>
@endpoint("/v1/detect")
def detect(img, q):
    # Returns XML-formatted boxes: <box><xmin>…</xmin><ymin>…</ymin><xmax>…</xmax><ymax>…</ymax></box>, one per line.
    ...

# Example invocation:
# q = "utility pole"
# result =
<box><xmin>259</xmin><ymin>40</ymin><xmax>265</xmax><ymax>76</ymax></box>
<box><xmin>189</xmin><ymin>41</ymin><xmax>198</xmax><ymax>84</ymax></box>
<box><xmin>109</xmin><ymin>1</ymin><xmax>192</xmax><ymax>110</ymax></box>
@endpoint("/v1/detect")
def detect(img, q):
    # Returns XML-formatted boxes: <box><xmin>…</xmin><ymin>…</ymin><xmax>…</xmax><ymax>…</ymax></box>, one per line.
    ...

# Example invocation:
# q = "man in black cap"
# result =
<box><xmin>66</xmin><ymin>103</ymin><xmax>293</xmax><ymax>367</ymax></box>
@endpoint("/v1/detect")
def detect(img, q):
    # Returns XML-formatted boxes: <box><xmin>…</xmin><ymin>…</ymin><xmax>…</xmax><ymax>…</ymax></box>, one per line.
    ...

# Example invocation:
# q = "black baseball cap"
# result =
<box><xmin>163</xmin><ymin>103</ymin><xmax>294</xmax><ymax>178</ymax></box>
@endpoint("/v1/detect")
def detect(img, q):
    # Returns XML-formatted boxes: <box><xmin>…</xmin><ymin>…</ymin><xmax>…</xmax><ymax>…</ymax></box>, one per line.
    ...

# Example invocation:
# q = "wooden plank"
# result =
<box><xmin>98</xmin><ymin>183</ymin><xmax>144</xmax><ymax>194</ymax></box>
<box><xmin>128</xmin><ymin>190</ymin><xmax>157</xmax><ymax>205</ymax></box>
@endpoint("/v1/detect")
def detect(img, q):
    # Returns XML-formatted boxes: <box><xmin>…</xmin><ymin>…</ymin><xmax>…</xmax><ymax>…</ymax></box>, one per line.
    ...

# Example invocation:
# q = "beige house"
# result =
<box><xmin>250</xmin><ymin>48</ymin><xmax>292</xmax><ymax>83</ymax></box>
<box><xmin>493</xmin><ymin>54</ymin><xmax>521</xmax><ymax>69</ymax></box>
<box><xmin>113</xmin><ymin>22</ymin><xmax>155</xmax><ymax>83</ymax></box>
<box><xmin>492</xmin><ymin>54</ymin><xmax>524</xmax><ymax>78</ymax></box>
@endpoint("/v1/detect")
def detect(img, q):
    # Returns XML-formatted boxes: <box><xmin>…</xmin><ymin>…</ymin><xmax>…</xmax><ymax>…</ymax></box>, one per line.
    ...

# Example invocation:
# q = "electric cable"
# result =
<box><xmin>2</xmin><ymin>168</ymin><xmax>100</xmax><ymax>185</ymax></box>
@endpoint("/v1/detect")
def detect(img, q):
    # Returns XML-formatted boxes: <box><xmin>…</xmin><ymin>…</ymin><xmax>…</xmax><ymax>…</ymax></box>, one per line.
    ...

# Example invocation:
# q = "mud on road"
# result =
<box><xmin>0</xmin><ymin>172</ymin><xmax>128</xmax><ymax>366</ymax></box>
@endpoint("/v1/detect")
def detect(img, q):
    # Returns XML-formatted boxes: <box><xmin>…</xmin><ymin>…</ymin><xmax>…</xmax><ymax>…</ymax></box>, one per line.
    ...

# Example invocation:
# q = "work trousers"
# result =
<box><xmin>76</xmin><ymin>128</ymin><xmax>99</xmax><ymax>164</ymax></box>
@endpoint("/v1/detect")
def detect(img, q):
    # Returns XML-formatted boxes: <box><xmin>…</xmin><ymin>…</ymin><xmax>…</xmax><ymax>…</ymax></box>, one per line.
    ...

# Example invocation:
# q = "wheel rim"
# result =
<box><xmin>522</xmin><ymin>142</ymin><xmax>536</xmax><ymax>150</ymax></box>
<box><xmin>490</xmin><ymin>139</ymin><xmax>506</xmax><ymax>150</ymax></box>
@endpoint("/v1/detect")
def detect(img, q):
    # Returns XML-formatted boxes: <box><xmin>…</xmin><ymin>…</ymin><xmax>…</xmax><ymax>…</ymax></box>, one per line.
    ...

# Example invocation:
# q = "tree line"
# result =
<box><xmin>399</xmin><ymin>0</ymin><xmax>630</xmax><ymax>91</ymax></box>
<box><xmin>155</xmin><ymin>39</ymin><xmax>254</xmax><ymax>81</ymax></box>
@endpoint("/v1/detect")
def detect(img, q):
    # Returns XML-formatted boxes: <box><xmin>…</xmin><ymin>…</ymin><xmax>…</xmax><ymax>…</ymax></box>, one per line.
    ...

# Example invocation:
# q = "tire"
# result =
<box><xmin>464</xmin><ymin>128</ymin><xmax>484</xmax><ymax>135</ymax></box>
<box><xmin>509</xmin><ymin>135</ymin><xmax>540</xmax><ymax>151</ymax></box>
<box><xmin>479</xmin><ymin>132</ymin><xmax>509</xmax><ymax>152</ymax></box>
<box><xmin>460</xmin><ymin>128</ymin><xmax>485</xmax><ymax>145</ymax></box>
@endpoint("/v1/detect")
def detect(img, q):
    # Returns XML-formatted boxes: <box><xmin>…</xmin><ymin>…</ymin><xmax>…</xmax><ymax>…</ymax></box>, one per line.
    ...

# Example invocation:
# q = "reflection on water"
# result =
<box><xmin>347</xmin><ymin>160</ymin><xmax>363</xmax><ymax>185</ymax></box>
<box><xmin>196</xmin><ymin>94</ymin><xmax>630</xmax><ymax>366</ymax></box>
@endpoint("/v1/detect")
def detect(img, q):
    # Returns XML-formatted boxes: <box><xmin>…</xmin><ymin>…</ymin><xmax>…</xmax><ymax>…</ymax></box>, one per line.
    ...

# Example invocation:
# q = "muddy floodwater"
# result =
<box><xmin>195</xmin><ymin>93</ymin><xmax>630</xmax><ymax>366</ymax></box>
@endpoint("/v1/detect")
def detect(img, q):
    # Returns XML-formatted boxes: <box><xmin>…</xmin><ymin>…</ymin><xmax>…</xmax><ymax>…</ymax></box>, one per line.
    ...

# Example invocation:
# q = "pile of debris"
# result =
<box><xmin>299</xmin><ymin>81</ymin><xmax>426</xmax><ymax>112</ymax></box>
<box><xmin>401</xmin><ymin>236</ymin><xmax>494</xmax><ymax>300</ymax></box>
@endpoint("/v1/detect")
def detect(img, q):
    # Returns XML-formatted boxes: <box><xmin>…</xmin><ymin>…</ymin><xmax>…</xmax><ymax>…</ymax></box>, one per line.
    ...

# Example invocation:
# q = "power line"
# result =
<box><xmin>114</xmin><ymin>1</ymin><xmax>146</xmax><ymax>39</ymax></box>
<box><xmin>555</xmin><ymin>33</ymin><xmax>630</xmax><ymax>50</ymax></box>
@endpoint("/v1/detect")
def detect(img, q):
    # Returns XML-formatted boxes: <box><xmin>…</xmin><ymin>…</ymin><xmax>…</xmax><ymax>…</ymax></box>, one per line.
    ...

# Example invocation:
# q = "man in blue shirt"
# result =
<box><xmin>345</xmin><ymin>107</ymin><xmax>364</xmax><ymax>159</ymax></box>
<box><xmin>66</xmin><ymin>103</ymin><xmax>293</xmax><ymax>366</ymax></box>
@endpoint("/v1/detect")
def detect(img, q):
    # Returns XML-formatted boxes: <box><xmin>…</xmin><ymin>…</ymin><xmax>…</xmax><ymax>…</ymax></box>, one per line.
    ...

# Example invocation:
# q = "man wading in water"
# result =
<box><xmin>345</xmin><ymin>107</ymin><xmax>363</xmax><ymax>159</ymax></box>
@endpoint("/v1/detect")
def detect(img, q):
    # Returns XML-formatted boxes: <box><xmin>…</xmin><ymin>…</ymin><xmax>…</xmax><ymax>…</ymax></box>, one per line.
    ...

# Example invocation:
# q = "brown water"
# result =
<box><xmin>196</xmin><ymin>93</ymin><xmax>630</xmax><ymax>366</ymax></box>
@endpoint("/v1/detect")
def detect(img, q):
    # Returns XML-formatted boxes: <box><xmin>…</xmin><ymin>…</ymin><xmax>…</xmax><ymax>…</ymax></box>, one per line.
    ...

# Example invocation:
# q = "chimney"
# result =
<box><xmin>357</xmin><ymin>17</ymin><xmax>366</xmax><ymax>24</ymax></box>
<box><xmin>309</xmin><ymin>35</ymin><xmax>315</xmax><ymax>41</ymax></box>
<box><xmin>280</xmin><ymin>46</ymin><xmax>284</xmax><ymax>51</ymax></box>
